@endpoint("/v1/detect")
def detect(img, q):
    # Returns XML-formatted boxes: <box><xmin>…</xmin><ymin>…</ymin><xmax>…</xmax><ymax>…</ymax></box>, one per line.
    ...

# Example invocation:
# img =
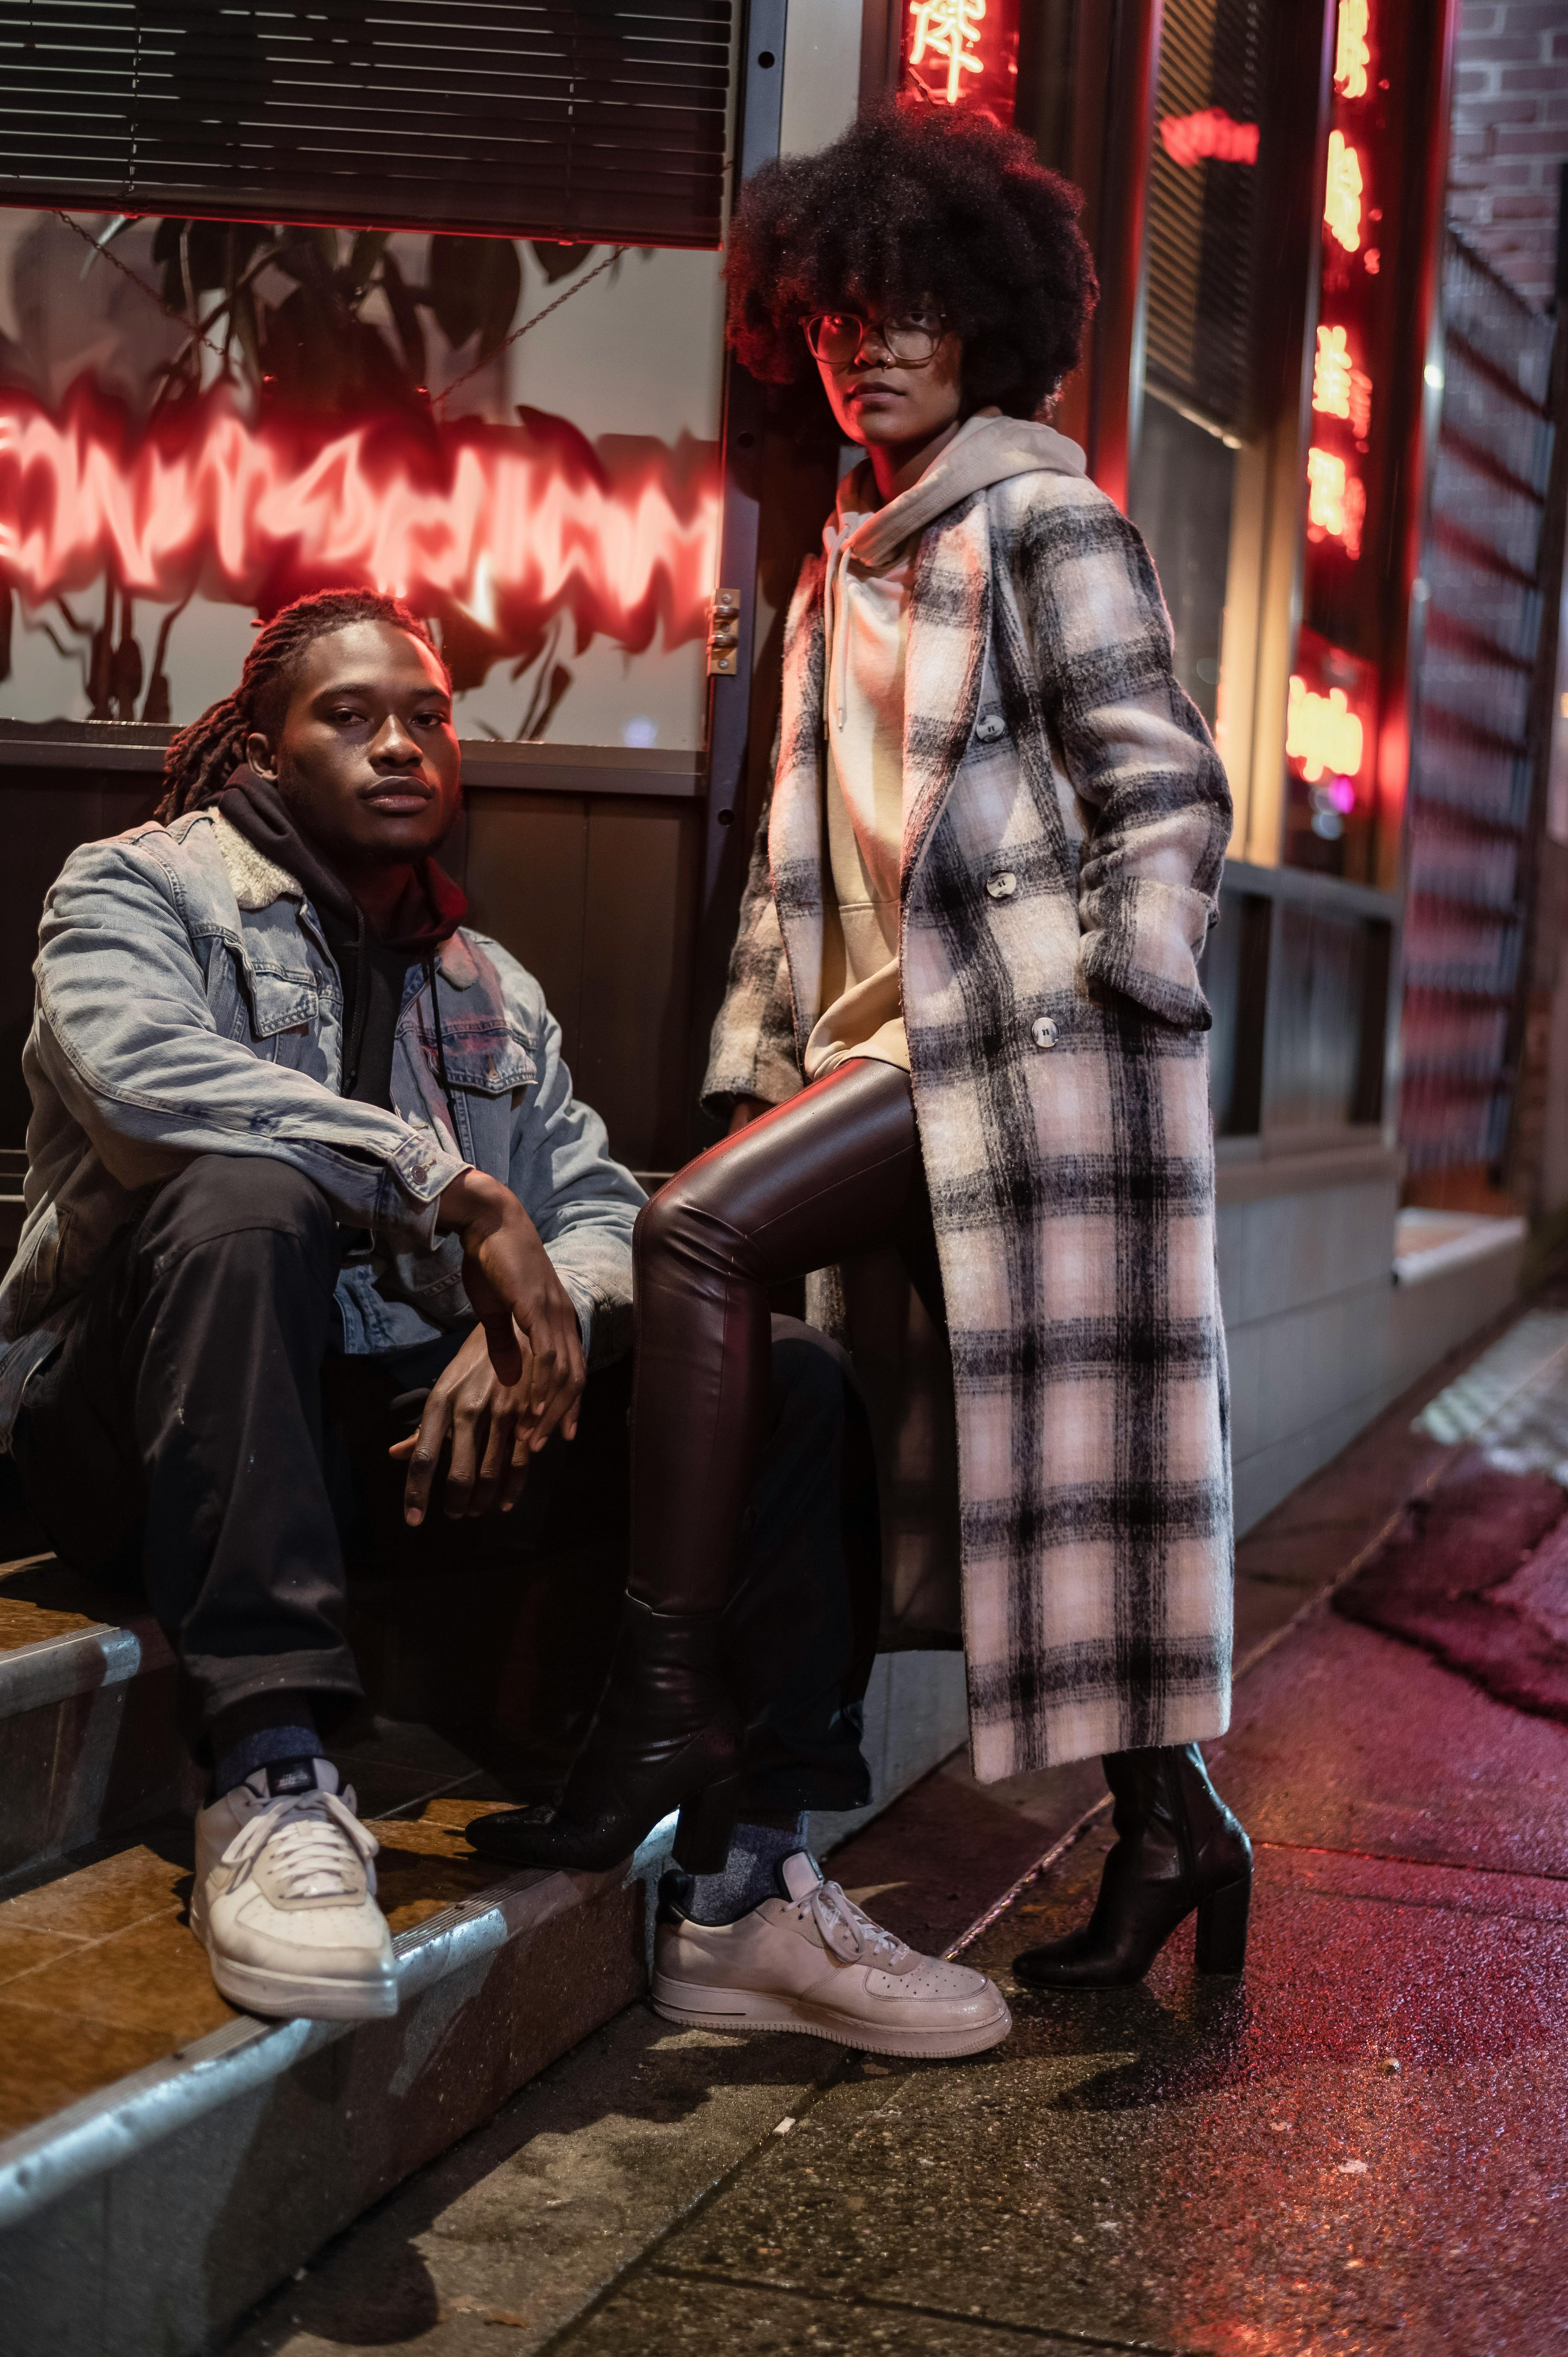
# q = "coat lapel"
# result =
<box><xmin>768</xmin><ymin>555</ymin><xmax>829</xmax><ymax>1045</ymax></box>
<box><xmin>901</xmin><ymin>492</ymin><xmax>991</xmax><ymax>896</ymax></box>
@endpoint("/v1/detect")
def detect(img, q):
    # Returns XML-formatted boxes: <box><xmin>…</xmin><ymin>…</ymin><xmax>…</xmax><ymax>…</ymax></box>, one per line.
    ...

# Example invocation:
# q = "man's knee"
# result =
<box><xmin>767</xmin><ymin>1318</ymin><xmax>853</xmax><ymax>1449</ymax></box>
<box><xmin>141</xmin><ymin>1155</ymin><xmax>337</xmax><ymax>1267</ymax></box>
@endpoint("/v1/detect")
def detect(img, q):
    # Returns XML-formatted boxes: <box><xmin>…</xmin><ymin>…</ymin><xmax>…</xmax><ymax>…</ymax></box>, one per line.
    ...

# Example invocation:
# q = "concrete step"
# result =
<box><xmin>0</xmin><ymin>1780</ymin><xmax>646</xmax><ymax>2357</ymax></box>
<box><xmin>0</xmin><ymin>1542</ymin><xmax>969</xmax><ymax>2356</ymax></box>
<box><xmin>0</xmin><ymin>1552</ymin><xmax>198</xmax><ymax>1881</ymax></box>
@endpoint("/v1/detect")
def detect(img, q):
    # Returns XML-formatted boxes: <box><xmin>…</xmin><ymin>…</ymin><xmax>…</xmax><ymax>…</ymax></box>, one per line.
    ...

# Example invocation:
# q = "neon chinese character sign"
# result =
<box><xmin>1324</xmin><ymin>129</ymin><xmax>1364</xmax><ymax>251</ymax></box>
<box><xmin>1287</xmin><ymin>673</ymin><xmax>1365</xmax><ymax>782</ymax></box>
<box><xmin>908</xmin><ymin>0</ymin><xmax>986</xmax><ymax>104</ymax></box>
<box><xmin>1312</xmin><ymin>325</ymin><xmax>1372</xmax><ymax>442</ymax></box>
<box><xmin>1306</xmin><ymin>445</ymin><xmax>1366</xmax><ymax>560</ymax></box>
<box><xmin>1289</xmin><ymin>0</ymin><xmax>1404</xmax><ymax>876</ymax></box>
<box><xmin>901</xmin><ymin>0</ymin><xmax>1019</xmax><ymax>121</ymax></box>
<box><xmin>1334</xmin><ymin>0</ymin><xmax>1370</xmax><ymax>100</ymax></box>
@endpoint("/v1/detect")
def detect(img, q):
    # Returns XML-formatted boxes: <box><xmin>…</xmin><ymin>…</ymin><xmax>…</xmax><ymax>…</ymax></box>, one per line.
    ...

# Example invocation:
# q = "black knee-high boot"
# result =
<box><xmin>465</xmin><ymin>1596</ymin><xmax>743</xmax><ymax>1875</ymax></box>
<box><xmin>1012</xmin><ymin>1744</ymin><xmax>1252</xmax><ymax>1989</ymax></box>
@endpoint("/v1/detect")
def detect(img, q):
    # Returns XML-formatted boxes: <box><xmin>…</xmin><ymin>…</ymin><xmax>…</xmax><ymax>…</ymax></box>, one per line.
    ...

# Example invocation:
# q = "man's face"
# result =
<box><xmin>246</xmin><ymin>620</ymin><xmax>461</xmax><ymax>870</ymax></box>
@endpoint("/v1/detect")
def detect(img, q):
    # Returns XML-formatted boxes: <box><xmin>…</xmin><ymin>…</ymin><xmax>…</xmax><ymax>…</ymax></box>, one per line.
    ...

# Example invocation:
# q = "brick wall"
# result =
<box><xmin>1449</xmin><ymin>0</ymin><xmax>1568</xmax><ymax>304</ymax></box>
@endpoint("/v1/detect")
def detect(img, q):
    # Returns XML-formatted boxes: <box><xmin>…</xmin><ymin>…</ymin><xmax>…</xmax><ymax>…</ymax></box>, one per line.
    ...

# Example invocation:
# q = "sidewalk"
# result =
<box><xmin>228</xmin><ymin>1293</ymin><xmax>1568</xmax><ymax>2357</ymax></box>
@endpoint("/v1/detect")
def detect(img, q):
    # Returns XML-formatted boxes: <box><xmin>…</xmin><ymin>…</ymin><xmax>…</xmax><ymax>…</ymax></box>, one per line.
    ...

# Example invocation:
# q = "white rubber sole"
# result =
<box><xmin>649</xmin><ymin>1973</ymin><xmax>1012</xmax><ymax>2059</ymax></box>
<box><xmin>193</xmin><ymin>1904</ymin><xmax>399</xmax><ymax>2023</ymax></box>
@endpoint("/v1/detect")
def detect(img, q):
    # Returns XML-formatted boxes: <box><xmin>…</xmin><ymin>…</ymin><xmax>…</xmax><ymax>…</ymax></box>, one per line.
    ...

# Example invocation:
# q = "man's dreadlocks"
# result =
<box><xmin>156</xmin><ymin>589</ymin><xmax>448</xmax><ymax>823</ymax></box>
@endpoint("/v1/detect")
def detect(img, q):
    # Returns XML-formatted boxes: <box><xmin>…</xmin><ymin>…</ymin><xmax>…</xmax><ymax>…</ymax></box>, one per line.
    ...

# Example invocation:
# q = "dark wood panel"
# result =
<box><xmin>461</xmin><ymin>788</ymin><xmax>700</xmax><ymax>1171</ymax></box>
<box><xmin>579</xmin><ymin>798</ymin><xmax>701</xmax><ymax>1174</ymax></box>
<box><xmin>461</xmin><ymin>792</ymin><xmax>591</xmax><ymax>1068</ymax></box>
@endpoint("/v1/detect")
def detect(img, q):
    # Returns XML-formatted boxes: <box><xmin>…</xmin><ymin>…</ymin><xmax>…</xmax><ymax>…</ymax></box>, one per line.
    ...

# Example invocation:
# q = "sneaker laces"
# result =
<box><xmin>221</xmin><ymin>1786</ymin><xmax>380</xmax><ymax>1903</ymax></box>
<box><xmin>802</xmin><ymin>1877</ymin><xmax>910</xmax><ymax>1968</ymax></box>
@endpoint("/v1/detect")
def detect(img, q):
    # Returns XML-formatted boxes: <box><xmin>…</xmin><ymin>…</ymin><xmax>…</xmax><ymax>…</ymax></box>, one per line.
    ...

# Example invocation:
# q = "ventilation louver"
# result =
<box><xmin>0</xmin><ymin>2</ymin><xmax>733</xmax><ymax>247</ymax></box>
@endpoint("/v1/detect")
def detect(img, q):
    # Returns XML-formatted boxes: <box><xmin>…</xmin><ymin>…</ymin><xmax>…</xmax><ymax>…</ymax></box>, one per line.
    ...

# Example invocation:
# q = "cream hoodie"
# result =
<box><xmin>803</xmin><ymin>411</ymin><xmax>1087</xmax><ymax>1083</ymax></box>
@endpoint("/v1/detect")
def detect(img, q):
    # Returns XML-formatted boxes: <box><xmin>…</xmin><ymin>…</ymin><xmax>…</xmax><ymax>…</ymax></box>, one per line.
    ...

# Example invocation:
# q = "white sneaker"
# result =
<box><xmin>652</xmin><ymin>1851</ymin><xmax>1011</xmax><ymax>2060</ymax></box>
<box><xmin>191</xmin><ymin>1759</ymin><xmax>398</xmax><ymax>2021</ymax></box>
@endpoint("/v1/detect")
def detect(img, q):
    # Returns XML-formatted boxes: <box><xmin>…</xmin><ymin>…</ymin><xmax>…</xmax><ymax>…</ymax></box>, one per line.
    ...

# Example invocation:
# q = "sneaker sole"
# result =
<box><xmin>192</xmin><ymin>1906</ymin><xmax>399</xmax><ymax>2023</ymax></box>
<box><xmin>649</xmin><ymin>1973</ymin><xmax>1012</xmax><ymax>2059</ymax></box>
<box><xmin>206</xmin><ymin>1950</ymin><xmax>400</xmax><ymax>2022</ymax></box>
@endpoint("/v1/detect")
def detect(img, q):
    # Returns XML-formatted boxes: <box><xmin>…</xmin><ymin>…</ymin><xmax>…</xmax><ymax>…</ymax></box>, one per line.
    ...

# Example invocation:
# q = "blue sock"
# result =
<box><xmin>211</xmin><ymin>1721</ymin><xmax>320</xmax><ymax>1799</ymax></box>
<box><xmin>686</xmin><ymin>1817</ymin><xmax>812</xmax><ymax>1926</ymax></box>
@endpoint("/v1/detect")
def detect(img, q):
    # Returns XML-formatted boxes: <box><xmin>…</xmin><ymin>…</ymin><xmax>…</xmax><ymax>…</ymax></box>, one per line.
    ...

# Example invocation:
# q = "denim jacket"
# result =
<box><xmin>0</xmin><ymin>806</ymin><xmax>645</xmax><ymax>1440</ymax></box>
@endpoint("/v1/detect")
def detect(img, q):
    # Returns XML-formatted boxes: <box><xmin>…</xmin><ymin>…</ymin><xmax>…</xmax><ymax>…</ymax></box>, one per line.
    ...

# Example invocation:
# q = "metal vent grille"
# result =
<box><xmin>0</xmin><ymin>2</ymin><xmax>734</xmax><ymax>247</ymax></box>
<box><xmin>1144</xmin><ymin>0</ymin><xmax>1265</xmax><ymax>435</ymax></box>
<box><xmin>1401</xmin><ymin>228</ymin><xmax>1557</xmax><ymax>1175</ymax></box>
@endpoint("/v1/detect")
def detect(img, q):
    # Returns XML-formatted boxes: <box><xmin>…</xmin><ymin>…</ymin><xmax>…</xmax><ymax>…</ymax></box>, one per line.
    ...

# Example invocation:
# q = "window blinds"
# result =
<box><xmin>1143</xmin><ymin>0</ymin><xmax>1266</xmax><ymax>437</ymax></box>
<box><xmin>0</xmin><ymin>3</ymin><xmax>733</xmax><ymax>247</ymax></box>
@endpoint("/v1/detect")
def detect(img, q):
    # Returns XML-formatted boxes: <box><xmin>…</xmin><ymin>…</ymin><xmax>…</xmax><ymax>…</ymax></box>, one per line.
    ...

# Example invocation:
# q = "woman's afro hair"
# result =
<box><xmin>724</xmin><ymin>103</ymin><xmax>1097</xmax><ymax>421</ymax></box>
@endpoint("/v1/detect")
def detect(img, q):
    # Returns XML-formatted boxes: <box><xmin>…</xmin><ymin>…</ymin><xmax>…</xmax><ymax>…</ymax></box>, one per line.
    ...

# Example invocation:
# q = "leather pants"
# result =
<box><xmin>630</xmin><ymin>1057</ymin><xmax>939</xmax><ymax>1614</ymax></box>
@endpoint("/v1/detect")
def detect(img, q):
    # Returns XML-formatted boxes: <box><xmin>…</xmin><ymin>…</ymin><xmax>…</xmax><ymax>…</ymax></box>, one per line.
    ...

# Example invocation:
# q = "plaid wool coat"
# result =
<box><xmin>704</xmin><ymin>465</ymin><xmax>1234</xmax><ymax>1781</ymax></box>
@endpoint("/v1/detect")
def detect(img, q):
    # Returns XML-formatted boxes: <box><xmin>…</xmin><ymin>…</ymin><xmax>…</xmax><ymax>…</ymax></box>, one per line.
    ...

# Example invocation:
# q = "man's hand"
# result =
<box><xmin>434</xmin><ymin>1167</ymin><xmax>585</xmax><ymax>1442</ymax></box>
<box><xmin>390</xmin><ymin>1322</ymin><xmax>542</xmax><ymax>1524</ymax></box>
<box><xmin>727</xmin><ymin>1094</ymin><xmax>770</xmax><ymax>1135</ymax></box>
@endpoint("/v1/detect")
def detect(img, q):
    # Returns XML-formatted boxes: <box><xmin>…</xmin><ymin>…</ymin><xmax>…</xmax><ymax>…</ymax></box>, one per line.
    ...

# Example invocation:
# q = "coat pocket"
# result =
<box><xmin>244</xmin><ymin>972</ymin><xmax>320</xmax><ymax>1043</ymax></box>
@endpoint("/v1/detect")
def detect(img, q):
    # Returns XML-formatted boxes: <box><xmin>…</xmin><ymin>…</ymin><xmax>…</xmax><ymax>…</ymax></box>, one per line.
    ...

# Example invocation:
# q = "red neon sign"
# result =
<box><xmin>1287</xmin><ymin>673</ymin><xmax>1364</xmax><ymax>783</ymax></box>
<box><xmin>907</xmin><ymin>0</ymin><xmax>987</xmax><ymax>104</ymax></box>
<box><xmin>1324</xmin><ymin>129</ymin><xmax>1365</xmax><ymax>252</ymax></box>
<box><xmin>901</xmin><ymin>0</ymin><xmax>1018</xmax><ymax>120</ymax></box>
<box><xmin>1158</xmin><ymin>109</ymin><xmax>1259</xmax><ymax>168</ymax></box>
<box><xmin>1312</xmin><ymin>325</ymin><xmax>1372</xmax><ymax>442</ymax></box>
<box><xmin>0</xmin><ymin>384</ymin><xmax>719</xmax><ymax>654</ymax></box>
<box><xmin>1306</xmin><ymin>444</ymin><xmax>1366</xmax><ymax>559</ymax></box>
<box><xmin>1334</xmin><ymin>0</ymin><xmax>1371</xmax><ymax>100</ymax></box>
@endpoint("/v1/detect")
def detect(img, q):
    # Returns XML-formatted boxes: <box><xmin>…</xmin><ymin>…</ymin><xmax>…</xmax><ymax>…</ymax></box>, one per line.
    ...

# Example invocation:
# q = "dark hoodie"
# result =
<box><xmin>218</xmin><ymin>768</ymin><xmax>467</xmax><ymax>1111</ymax></box>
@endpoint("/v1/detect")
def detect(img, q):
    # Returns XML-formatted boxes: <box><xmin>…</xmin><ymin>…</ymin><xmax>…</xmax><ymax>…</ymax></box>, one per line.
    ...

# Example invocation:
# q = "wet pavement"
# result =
<box><xmin>230</xmin><ymin>1303</ymin><xmax>1568</xmax><ymax>2357</ymax></box>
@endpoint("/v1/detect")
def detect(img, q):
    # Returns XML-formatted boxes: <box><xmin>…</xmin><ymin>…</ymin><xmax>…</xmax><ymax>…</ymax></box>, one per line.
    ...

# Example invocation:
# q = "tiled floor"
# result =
<box><xmin>0</xmin><ymin>1558</ymin><xmax>101</xmax><ymax>1653</ymax></box>
<box><xmin>0</xmin><ymin>1722</ymin><xmax>513</xmax><ymax>2141</ymax></box>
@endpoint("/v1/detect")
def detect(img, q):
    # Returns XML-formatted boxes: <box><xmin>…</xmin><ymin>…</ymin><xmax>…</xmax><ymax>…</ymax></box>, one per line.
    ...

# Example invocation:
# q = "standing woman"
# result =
<box><xmin>482</xmin><ymin>106</ymin><xmax>1251</xmax><ymax>1990</ymax></box>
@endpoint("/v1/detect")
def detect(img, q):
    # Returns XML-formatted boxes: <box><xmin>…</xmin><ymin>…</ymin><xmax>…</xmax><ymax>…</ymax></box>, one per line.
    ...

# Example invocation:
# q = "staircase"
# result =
<box><xmin>0</xmin><ymin>1536</ymin><xmax>655</xmax><ymax>2356</ymax></box>
<box><xmin>0</xmin><ymin>1526</ymin><xmax>966</xmax><ymax>2355</ymax></box>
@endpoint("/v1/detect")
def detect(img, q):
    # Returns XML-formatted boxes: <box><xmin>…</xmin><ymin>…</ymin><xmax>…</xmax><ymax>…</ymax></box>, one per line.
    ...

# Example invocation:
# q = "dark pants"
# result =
<box><xmin>632</xmin><ymin>1059</ymin><xmax>937</xmax><ymax>1612</ymax></box>
<box><xmin>11</xmin><ymin>1156</ymin><xmax>879</xmax><ymax>1816</ymax></box>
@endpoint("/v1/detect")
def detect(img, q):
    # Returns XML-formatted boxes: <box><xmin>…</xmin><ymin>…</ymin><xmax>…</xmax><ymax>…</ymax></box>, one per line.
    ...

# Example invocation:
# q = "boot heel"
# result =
<box><xmin>1194</xmin><ymin>1872</ymin><xmax>1251</xmax><ymax>1975</ymax></box>
<box><xmin>672</xmin><ymin>1776</ymin><xmax>742</xmax><ymax>1875</ymax></box>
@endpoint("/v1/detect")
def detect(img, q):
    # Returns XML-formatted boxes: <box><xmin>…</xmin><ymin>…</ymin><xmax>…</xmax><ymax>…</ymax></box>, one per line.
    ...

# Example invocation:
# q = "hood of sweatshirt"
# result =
<box><xmin>824</xmin><ymin>409</ymin><xmax>1086</xmax><ymax>571</ymax></box>
<box><xmin>820</xmin><ymin>411</ymin><xmax>1086</xmax><ymax>731</ymax></box>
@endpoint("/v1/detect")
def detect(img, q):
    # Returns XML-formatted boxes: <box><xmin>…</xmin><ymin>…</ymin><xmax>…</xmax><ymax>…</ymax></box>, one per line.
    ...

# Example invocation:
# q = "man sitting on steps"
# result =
<box><xmin>0</xmin><ymin>586</ymin><xmax>941</xmax><ymax>2032</ymax></box>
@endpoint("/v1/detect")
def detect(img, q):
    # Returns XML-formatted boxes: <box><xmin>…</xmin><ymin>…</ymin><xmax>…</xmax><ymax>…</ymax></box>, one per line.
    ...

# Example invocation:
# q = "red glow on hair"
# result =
<box><xmin>0</xmin><ymin>384</ymin><xmax>720</xmax><ymax>654</ymax></box>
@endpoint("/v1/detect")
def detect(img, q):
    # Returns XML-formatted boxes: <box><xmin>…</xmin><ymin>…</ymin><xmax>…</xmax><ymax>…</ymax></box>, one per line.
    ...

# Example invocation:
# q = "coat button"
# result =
<box><xmin>1031</xmin><ymin>1015</ymin><xmax>1058</xmax><ymax>1050</ymax></box>
<box><xmin>974</xmin><ymin>712</ymin><xmax>1005</xmax><ymax>742</ymax></box>
<box><xmin>987</xmin><ymin>870</ymin><xmax>1017</xmax><ymax>900</ymax></box>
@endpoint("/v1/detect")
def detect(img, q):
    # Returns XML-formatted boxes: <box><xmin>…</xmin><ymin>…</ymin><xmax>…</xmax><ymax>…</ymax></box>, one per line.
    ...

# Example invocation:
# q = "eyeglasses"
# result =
<box><xmin>803</xmin><ymin>310</ymin><xmax>946</xmax><ymax>369</ymax></box>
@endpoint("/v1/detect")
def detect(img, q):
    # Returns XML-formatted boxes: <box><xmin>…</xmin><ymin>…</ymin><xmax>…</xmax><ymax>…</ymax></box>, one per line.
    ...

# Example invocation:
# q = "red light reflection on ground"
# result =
<box><xmin>0</xmin><ymin>384</ymin><xmax>720</xmax><ymax>649</ymax></box>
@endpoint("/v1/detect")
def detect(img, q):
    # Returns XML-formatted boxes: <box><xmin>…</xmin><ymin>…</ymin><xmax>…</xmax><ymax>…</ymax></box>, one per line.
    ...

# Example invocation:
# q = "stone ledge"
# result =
<box><xmin>1217</xmin><ymin>1140</ymin><xmax>1403</xmax><ymax>1206</ymax></box>
<box><xmin>0</xmin><ymin>1854</ymin><xmax>645</xmax><ymax>2357</ymax></box>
